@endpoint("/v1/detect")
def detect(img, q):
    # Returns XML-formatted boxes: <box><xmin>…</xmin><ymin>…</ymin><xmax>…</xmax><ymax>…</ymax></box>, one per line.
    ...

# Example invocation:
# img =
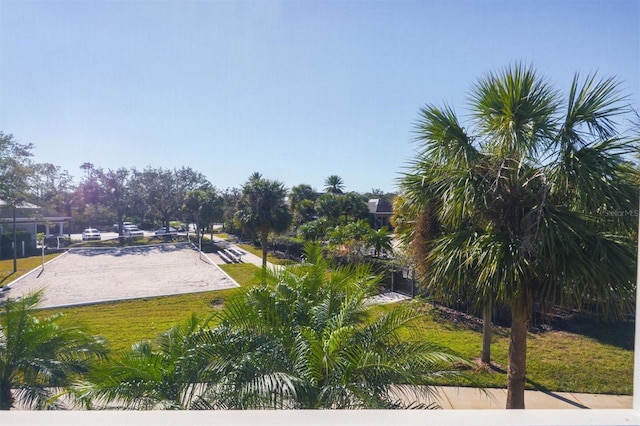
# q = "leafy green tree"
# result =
<box><xmin>368</xmin><ymin>226</ymin><xmax>393</xmax><ymax>257</ymax></box>
<box><xmin>328</xmin><ymin>220</ymin><xmax>373</xmax><ymax>263</ymax></box>
<box><xmin>183</xmin><ymin>188</ymin><xmax>223</xmax><ymax>239</ymax></box>
<box><xmin>297</xmin><ymin>217</ymin><xmax>330</xmax><ymax>242</ymax></box>
<box><xmin>77</xmin><ymin>164</ymin><xmax>133</xmax><ymax>235</ymax></box>
<box><xmin>315</xmin><ymin>193</ymin><xmax>343</xmax><ymax>225</ymax></box>
<box><xmin>401</xmin><ymin>64</ymin><xmax>639</xmax><ymax>409</ymax></box>
<box><xmin>323</xmin><ymin>175</ymin><xmax>345</xmax><ymax>194</ymax></box>
<box><xmin>338</xmin><ymin>192</ymin><xmax>371</xmax><ymax>223</ymax></box>
<box><xmin>234</xmin><ymin>176</ymin><xmax>292</xmax><ymax>269</ymax></box>
<box><xmin>0</xmin><ymin>133</ymin><xmax>36</xmax><ymax>271</ymax></box>
<box><xmin>0</xmin><ymin>292</ymin><xmax>107</xmax><ymax>410</ymax></box>
<box><xmin>220</xmin><ymin>187</ymin><xmax>242</xmax><ymax>232</ymax></box>
<box><xmin>0</xmin><ymin>132</ymin><xmax>34</xmax><ymax>206</ymax></box>
<box><xmin>289</xmin><ymin>183</ymin><xmax>317</xmax><ymax>207</ymax></box>
<box><xmin>131</xmin><ymin>167</ymin><xmax>211</xmax><ymax>230</ymax></box>
<box><xmin>293</xmin><ymin>199</ymin><xmax>317</xmax><ymax>226</ymax></box>
<box><xmin>198</xmin><ymin>243</ymin><xmax>466</xmax><ymax>409</ymax></box>
<box><xmin>290</xmin><ymin>184</ymin><xmax>318</xmax><ymax>226</ymax></box>
<box><xmin>29</xmin><ymin>163</ymin><xmax>76</xmax><ymax>215</ymax></box>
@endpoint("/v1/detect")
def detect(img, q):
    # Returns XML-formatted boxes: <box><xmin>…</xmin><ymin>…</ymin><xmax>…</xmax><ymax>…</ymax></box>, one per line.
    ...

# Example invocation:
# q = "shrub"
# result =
<box><xmin>0</xmin><ymin>230</ymin><xmax>33</xmax><ymax>259</ymax></box>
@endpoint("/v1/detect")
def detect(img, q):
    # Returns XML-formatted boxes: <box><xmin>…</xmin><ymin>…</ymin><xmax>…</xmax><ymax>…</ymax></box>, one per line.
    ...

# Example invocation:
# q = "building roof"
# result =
<box><xmin>0</xmin><ymin>199</ymin><xmax>71</xmax><ymax>222</ymax></box>
<box><xmin>367</xmin><ymin>198</ymin><xmax>393</xmax><ymax>215</ymax></box>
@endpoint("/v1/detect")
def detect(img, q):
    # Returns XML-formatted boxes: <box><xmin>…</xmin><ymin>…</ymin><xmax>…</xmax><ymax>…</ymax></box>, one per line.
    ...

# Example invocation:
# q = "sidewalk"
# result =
<box><xmin>432</xmin><ymin>386</ymin><xmax>632</xmax><ymax>409</ymax></box>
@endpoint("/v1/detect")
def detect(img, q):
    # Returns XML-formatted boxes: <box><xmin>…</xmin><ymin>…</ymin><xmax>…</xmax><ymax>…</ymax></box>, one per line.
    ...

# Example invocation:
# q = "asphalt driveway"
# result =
<box><xmin>2</xmin><ymin>243</ymin><xmax>239</xmax><ymax>309</ymax></box>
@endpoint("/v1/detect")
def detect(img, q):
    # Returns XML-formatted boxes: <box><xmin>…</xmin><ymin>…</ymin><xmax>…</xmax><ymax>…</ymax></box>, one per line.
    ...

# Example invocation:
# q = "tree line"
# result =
<box><xmin>0</xmin><ymin>136</ymin><xmax>394</xmax><ymax>240</ymax></box>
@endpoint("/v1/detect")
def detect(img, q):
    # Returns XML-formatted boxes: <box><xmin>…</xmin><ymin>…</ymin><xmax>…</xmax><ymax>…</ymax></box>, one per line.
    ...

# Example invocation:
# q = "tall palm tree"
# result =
<box><xmin>0</xmin><ymin>292</ymin><xmax>107</xmax><ymax>410</ymax></box>
<box><xmin>234</xmin><ymin>176</ymin><xmax>292</xmax><ymax>269</ymax></box>
<box><xmin>400</xmin><ymin>64</ymin><xmax>638</xmax><ymax>409</ymax></box>
<box><xmin>197</xmin><ymin>243</ymin><xmax>466</xmax><ymax>409</ymax></box>
<box><xmin>324</xmin><ymin>175</ymin><xmax>345</xmax><ymax>194</ymax></box>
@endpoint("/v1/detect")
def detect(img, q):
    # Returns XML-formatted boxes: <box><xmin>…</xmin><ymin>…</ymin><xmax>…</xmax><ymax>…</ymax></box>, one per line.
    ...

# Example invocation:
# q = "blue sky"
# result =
<box><xmin>1</xmin><ymin>0</ymin><xmax>638</xmax><ymax>194</ymax></box>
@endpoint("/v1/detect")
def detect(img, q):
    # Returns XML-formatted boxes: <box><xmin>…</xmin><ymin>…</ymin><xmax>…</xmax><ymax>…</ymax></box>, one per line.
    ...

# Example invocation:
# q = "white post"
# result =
<box><xmin>21</xmin><ymin>240</ymin><xmax>25</xmax><ymax>257</ymax></box>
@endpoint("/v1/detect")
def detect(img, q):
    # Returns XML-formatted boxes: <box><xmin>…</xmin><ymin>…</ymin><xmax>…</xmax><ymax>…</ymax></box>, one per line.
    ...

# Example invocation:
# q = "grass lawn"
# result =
<box><xmin>366</xmin><ymin>303</ymin><xmax>633</xmax><ymax>395</ymax></box>
<box><xmin>0</xmin><ymin>253</ymin><xmax>63</xmax><ymax>287</ymax></box>
<box><xmin>9</xmin><ymin>252</ymin><xmax>633</xmax><ymax>395</ymax></box>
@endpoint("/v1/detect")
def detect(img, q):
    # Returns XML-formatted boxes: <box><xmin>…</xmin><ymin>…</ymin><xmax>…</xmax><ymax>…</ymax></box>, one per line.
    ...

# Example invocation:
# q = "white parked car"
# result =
<box><xmin>123</xmin><ymin>225</ymin><xmax>144</xmax><ymax>237</ymax></box>
<box><xmin>113</xmin><ymin>221</ymin><xmax>133</xmax><ymax>231</ymax></box>
<box><xmin>154</xmin><ymin>227</ymin><xmax>178</xmax><ymax>236</ymax></box>
<box><xmin>82</xmin><ymin>228</ymin><xmax>101</xmax><ymax>241</ymax></box>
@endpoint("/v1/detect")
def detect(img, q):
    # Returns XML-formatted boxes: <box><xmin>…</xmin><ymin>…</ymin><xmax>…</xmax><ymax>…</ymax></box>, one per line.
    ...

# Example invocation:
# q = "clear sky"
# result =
<box><xmin>1</xmin><ymin>0</ymin><xmax>638</xmax><ymax>194</ymax></box>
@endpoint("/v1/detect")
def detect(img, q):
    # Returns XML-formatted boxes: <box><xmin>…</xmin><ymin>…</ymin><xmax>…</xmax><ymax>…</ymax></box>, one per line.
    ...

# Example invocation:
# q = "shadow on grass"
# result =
<box><xmin>559</xmin><ymin>318</ymin><xmax>635</xmax><ymax>351</ymax></box>
<box><xmin>431</xmin><ymin>304</ymin><xmax>634</xmax><ymax>351</ymax></box>
<box><xmin>0</xmin><ymin>272</ymin><xmax>16</xmax><ymax>286</ymax></box>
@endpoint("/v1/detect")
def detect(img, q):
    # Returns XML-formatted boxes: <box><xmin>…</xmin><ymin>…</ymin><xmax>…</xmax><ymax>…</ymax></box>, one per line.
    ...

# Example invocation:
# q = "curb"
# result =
<box><xmin>2</xmin><ymin>250</ymin><xmax>70</xmax><ymax>290</ymax></box>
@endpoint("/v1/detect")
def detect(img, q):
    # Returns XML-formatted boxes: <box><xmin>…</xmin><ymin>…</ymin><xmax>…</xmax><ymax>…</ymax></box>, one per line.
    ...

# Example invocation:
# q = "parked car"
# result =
<box><xmin>113</xmin><ymin>221</ymin><xmax>133</xmax><ymax>231</ymax></box>
<box><xmin>154</xmin><ymin>227</ymin><xmax>178</xmax><ymax>236</ymax></box>
<box><xmin>82</xmin><ymin>228</ymin><xmax>101</xmax><ymax>241</ymax></box>
<box><xmin>123</xmin><ymin>225</ymin><xmax>144</xmax><ymax>237</ymax></box>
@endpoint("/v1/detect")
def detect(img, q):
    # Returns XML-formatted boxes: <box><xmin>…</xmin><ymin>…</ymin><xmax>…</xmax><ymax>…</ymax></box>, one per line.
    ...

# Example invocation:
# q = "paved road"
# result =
<box><xmin>2</xmin><ymin>243</ymin><xmax>238</xmax><ymax>309</ymax></box>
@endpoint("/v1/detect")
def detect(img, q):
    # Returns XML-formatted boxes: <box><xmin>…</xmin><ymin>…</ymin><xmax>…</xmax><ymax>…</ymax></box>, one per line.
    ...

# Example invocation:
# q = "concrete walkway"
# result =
<box><xmin>432</xmin><ymin>386</ymin><xmax>632</xmax><ymax>409</ymax></box>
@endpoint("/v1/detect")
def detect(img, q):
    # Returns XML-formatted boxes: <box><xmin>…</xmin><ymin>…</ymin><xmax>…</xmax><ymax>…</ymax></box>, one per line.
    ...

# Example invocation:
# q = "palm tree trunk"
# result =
<box><xmin>260</xmin><ymin>228</ymin><xmax>269</xmax><ymax>269</ymax></box>
<box><xmin>12</xmin><ymin>206</ymin><xmax>17</xmax><ymax>273</ymax></box>
<box><xmin>481</xmin><ymin>302</ymin><xmax>492</xmax><ymax>364</ymax></box>
<box><xmin>506</xmin><ymin>295</ymin><xmax>529</xmax><ymax>409</ymax></box>
<box><xmin>0</xmin><ymin>382</ymin><xmax>14</xmax><ymax>410</ymax></box>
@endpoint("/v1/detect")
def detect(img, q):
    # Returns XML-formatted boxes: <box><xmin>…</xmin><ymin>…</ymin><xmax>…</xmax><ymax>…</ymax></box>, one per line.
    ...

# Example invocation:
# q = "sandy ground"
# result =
<box><xmin>2</xmin><ymin>243</ymin><xmax>239</xmax><ymax>309</ymax></box>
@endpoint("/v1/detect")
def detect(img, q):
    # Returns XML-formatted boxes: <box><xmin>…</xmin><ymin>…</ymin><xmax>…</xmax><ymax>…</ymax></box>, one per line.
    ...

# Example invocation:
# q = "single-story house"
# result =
<box><xmin>0</xmin><ymin>199</ymin><xmax>72</xmax><ymax>238</ymax></box>
<box><xmin>367</xmin><ymin>198</ymin><xmax>393</xmax><ymax>230</ymax></box>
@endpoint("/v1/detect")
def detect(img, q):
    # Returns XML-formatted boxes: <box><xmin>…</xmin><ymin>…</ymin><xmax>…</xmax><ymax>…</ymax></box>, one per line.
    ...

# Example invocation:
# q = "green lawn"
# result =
<box><xmin>365</xmin><ymin>303</ymin><xmax>633</xmax><ymax>395</ymax></box>
<box><xmin>7</xmin><ymin>253</ymin><xmax>634</xmax><ymax>395</ymax></box>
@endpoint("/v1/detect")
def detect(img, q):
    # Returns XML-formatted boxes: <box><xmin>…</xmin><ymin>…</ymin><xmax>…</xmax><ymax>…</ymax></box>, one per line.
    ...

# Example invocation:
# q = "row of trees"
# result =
<box><xmin>232</xmin><ymin>173</ymin><xmax>395</xmax><ymax>268</ymax></box>
<box><xmin>77</xmin><ymin>164</ymin><xmax>228</xmax><ymax>237</ymax></box>
<box><xmin>0</xmin><ymin>135</ymin><xmax>392</xmax><ymax>244</ymax></box>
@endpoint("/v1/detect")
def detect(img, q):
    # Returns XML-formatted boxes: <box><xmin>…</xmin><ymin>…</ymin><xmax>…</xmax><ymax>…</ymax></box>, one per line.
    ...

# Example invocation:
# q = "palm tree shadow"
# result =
<box><xmin>485</xmin><ymin>364</ymin><xmax>589</xmax><ymax>409</ymax></box>
<box><xmin>525</xmin><ymin>377</ymin><xmax>589</xmax><ymax>409</ymax></box>
<box><xmin>1</xmin><ymin>272</ymin><xmax>16</xmax><ymax>286</ymax></box>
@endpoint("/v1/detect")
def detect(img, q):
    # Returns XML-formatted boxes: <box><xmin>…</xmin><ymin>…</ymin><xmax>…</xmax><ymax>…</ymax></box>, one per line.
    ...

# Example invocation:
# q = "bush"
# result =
<box><xmin>267</xmin><ymin>235</ymin><xmax>304</xmax><ymax>260</ymax></box>
<box><xmin>0</xmin><ymin>230</ymin><xmax>33</xmax><ymax>259</ymax></box>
